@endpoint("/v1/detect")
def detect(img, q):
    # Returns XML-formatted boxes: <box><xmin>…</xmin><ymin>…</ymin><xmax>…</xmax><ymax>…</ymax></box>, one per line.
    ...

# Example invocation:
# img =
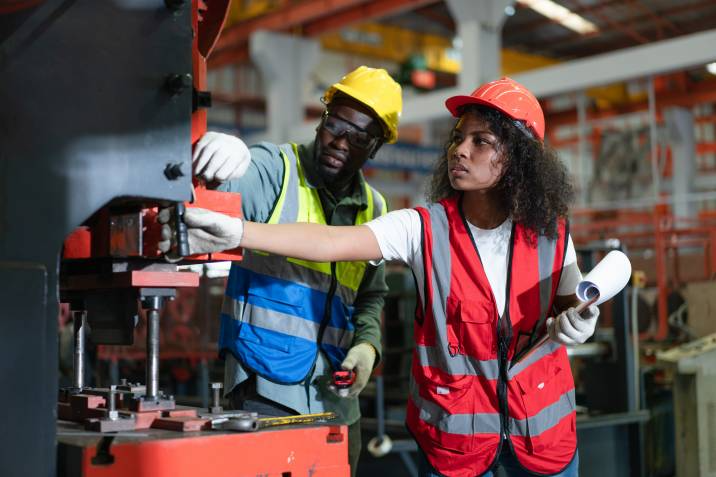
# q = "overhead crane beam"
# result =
<box><xmin>209</xmin><ymin>0</ymin><xmax>439</xmax><ymax>69</ymax></box>
<box><xmin>216</xmin><ymin>0</ymin><xmax>367</xmax><ymax>51</ymax></box>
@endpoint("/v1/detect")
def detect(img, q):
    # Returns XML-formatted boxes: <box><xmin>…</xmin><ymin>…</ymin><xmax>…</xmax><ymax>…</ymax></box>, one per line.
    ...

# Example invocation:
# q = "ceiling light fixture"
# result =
<box><xmin>707</xmin><ymin>62</ymin><xmax>716</xmax><ymax>75</ymax></box>
<box><xmin>517</xmin><ymin>0</ymin><xmax>598</xmax><ymax>35</ymax></box>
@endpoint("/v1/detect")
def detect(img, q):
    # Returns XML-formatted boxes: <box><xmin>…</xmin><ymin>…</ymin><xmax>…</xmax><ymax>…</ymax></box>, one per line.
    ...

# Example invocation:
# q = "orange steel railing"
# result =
<box><xmin>571</xmin><ymin>205</ymin><xmax>716</xmax><ymax>341</ymax></box>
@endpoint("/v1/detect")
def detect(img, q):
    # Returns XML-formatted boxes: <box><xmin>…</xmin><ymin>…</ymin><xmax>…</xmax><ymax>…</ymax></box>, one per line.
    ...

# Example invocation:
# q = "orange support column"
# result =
<box><xmin>653</xmin><ymin>204</ymin><xmax>670</xmax><ymax>340</ymax></box>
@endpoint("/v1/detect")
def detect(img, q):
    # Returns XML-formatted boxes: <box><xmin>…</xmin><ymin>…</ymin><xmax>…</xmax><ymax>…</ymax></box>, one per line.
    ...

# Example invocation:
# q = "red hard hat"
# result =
<box><xmin>445</xmin><ymin>77</ymin><xmax>545</xmax><ymax>140</ymax></box>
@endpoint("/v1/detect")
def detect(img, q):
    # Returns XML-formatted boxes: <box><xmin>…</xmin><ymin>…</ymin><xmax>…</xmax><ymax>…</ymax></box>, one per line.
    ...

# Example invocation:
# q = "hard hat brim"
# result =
<box><xmin>445</xmin><ymin>95</ymin><xmax>499</xmax><ymax>118</ymax></box>
<box><xmin>444</xmin><ymin>94</ymin><xmax>544</xmax><ymax>140</ymax></box>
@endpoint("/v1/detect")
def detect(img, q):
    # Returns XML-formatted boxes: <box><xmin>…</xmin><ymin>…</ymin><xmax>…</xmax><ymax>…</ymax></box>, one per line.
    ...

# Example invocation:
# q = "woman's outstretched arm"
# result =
<box><xmin>158</xmin><ymin>207</ymin><xmax>385</xmax><ymax>262</ymax></box>
<box><xmin>242</xmin><ymin>221</ymin><xmax>383</xmax><ymax>262</ymax></box>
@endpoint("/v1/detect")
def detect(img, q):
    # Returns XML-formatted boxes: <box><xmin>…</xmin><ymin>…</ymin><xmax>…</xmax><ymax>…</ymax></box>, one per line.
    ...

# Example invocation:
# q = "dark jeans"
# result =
<box><xmin>417</xmin><ymin>445</ymin><xmax>579</xmax><ymax>477</ymax></box>
<box><xmin>229</xmin><ymin>385</ymin><xmax>361</xmax><ymax>477</ymax></box>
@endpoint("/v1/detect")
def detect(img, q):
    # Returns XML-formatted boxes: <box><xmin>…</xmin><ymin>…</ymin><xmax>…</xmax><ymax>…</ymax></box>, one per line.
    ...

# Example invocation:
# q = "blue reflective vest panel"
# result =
<box><xmin>219</xmin><ymin>143</ymin><xmax>386</xmax><ymax>384</ymax></box>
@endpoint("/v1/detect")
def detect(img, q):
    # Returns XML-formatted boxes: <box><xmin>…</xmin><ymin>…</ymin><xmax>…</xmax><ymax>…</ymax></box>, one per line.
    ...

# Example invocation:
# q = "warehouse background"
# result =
<box><xmin>3</xmin><ymin>1</ymin><xmax>716</xmax><ymax>476</ymax></box>
<box><xmin>192</xmin><ymin>2</ymin><xmax>716</xmax><ymax>475</ymax></box>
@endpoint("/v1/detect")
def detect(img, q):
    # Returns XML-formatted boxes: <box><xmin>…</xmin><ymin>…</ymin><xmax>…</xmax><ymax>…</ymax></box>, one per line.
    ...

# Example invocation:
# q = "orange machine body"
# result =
<box><xmin>59</xmin><ymin>424</ymin><xmax>350</xmax><ymax>477</ymax></box>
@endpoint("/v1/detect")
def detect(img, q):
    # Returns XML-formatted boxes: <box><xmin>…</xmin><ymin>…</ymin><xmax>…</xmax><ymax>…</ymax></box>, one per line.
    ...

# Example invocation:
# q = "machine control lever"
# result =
<box><xmin>174</xmin><ymin>203</ymin><xmax>190</xmax><ymax>257</ymax></box>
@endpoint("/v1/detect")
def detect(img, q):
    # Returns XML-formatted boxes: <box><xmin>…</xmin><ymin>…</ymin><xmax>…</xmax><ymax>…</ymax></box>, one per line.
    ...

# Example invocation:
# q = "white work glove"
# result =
<box><xmin>547</xmin><ymin>305</ymin><xmax>600</xmax><ymax>346</ymax></box>
<box><xmin>337</xmin><ymin>343</ymin><xmax>376</xmax><ymax>398</ymax></box>
<box><xmin>193</xmin><ymin>131</ymin><xmax>251</xmax><ymax>183</ymax></box>
<box><xmin>157</xmin><ymin>207</ymin><xmax>244</xmax><ymax>256</ymax></box>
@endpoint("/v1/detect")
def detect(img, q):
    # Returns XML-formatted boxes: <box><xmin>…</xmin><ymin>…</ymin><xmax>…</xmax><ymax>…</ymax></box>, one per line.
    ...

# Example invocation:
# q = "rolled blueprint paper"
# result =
<box><xmin>576</xmin><ymin>250</ymin><xmax>632</xmax><ymax>306</ymax></box>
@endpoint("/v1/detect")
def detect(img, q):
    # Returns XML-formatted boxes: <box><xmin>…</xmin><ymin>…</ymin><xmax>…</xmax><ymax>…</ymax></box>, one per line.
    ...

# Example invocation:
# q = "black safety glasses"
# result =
<box><xmin>320</xmin><ymin>112</ymin><xmax>381</xmax><ymax>151</ymax></box>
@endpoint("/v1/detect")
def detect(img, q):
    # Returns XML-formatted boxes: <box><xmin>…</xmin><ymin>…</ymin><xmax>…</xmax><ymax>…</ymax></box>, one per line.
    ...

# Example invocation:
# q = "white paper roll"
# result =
<box><xmin>575</xmin><ymin>250</ymin><xmax>632</xmax><ymax>306</ymax></box>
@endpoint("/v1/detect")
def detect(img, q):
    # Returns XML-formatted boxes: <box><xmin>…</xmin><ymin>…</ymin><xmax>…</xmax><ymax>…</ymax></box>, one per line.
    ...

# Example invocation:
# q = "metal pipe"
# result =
<box><xmin>648</xmin><ymin>76</ymin><xmax>660</xmax><ymax>201</ymax></box>
<box><xmin>210</xmin><ymin>382</ymin><xmax>223</xmax><ymax>413</ymax></box>
<box><xmin>200</xmin><ymin>359</ymin><xmax>210</xmax><ymax>409</ymax></box>
<box><xmin>375</xmin><ymin>375</ymin><xmax>385</xmax><ymax>440</ymax></box>
<box><xmin>630</xmin><ymin>286</ymin><xmax>641</xmax><ymax>410</ymax></box>
<box><xmin>110</xmin><ymin>358</ymin><xmax>119</xmax><ymax>387</ymax></box>
<box><xmin>577</xmin><ymin>91</ymin><xmax>589</xmax><ymax>205</ymax></box>
<box><xmin>72</xmin><ymin>310</ymin><xmax>87</xmax><ymax>390</ymax></box>
<box><xmin>212</xmin><ymin>384</ymin><xmax>221</xmax><ymax>408</ymax></box>
<box><xmin>144</xmin><ymin>299</ymin><xmax>162</xmax><ymax>400</ymax></box>
<box><xmin>108</xmin><ymin>385</ymin><xmax>118</xmax><ymax>421</ymax></box>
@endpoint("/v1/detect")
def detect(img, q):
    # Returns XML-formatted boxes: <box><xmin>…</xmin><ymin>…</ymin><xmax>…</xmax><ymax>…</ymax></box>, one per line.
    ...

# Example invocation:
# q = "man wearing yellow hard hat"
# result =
<box><xmin>182</xmin><ymin>66</ymin><xmax>401</xmax><ymax>474</ymax></box>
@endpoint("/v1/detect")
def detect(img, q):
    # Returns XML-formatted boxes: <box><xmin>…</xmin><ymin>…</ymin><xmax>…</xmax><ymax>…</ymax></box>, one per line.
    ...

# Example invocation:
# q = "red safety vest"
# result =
<box><xmin>407</xmin><ymin>195</ymin><xmax>576</xmax><ymax>477</ymax></box>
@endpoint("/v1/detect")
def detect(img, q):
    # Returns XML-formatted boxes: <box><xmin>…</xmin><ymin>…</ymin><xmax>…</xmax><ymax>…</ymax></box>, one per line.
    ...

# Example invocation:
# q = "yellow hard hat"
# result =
<box><xmin>323</xmin><ymin>66</ymin><xmax>402</xmax><ymax>144</ymax></box>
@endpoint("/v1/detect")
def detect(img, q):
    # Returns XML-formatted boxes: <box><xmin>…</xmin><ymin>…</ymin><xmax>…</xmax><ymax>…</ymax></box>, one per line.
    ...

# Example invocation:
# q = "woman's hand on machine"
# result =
<box><xmin>157</xmin><ymin>207</ymin><xmax>244</xmax><ymax>256</ymax></box>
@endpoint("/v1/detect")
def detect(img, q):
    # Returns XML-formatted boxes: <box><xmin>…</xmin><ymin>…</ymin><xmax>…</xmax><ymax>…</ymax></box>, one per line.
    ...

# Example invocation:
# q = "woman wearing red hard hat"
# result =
<box><xmin>164</xmin><ymin>77</ymin><xmax>594</xmax><ymax>477</ymax></box>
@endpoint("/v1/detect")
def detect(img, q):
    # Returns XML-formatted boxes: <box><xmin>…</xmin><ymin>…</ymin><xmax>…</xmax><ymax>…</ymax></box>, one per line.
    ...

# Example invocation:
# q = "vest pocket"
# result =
<box><xmin>414</xmin><ymin>372</ymin><xmax>477</xmax><ymax>454</ymax></box>
<box><xmin>238</xmin><ymin>293</ymin><xmax>305</xmax><ymax>353</ymax></box>
<box><xmin>447</xmin><ymin>298</ymin><xmax>496</xmax><ymax>360</ymax></box>
<box><xmin>512</xmin><ymin>351</ymin><xmax>574</xmax><ymax>452</ymax></box>
<box><xmin>238</xmin><ymin>322</ymin><xmax>296</xmax><ymax>353</ymax></box>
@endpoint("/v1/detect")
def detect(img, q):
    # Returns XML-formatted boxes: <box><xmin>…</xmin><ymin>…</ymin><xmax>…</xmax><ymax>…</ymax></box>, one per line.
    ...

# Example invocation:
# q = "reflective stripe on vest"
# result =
<box><xmin>219</xmin><ymin>142</ymin><xmax>386</xmax><ymax>384</ymax></box>
<box><xmin>407</xmin><ymin>196</ymin><xmax>575</xmax><ymax>477</ymax></box>
<box><xmin>409</xmin><ymin>373</ymin><xmax>575</xmax><ymax>439</ymax></box>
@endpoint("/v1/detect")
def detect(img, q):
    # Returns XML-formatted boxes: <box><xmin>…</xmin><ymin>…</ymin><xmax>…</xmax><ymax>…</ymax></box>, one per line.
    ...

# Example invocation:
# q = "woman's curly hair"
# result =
<box><xmin>427</xmin><ymin>104</ymin><xmax>574</xmax><ymax>240</ymax></box>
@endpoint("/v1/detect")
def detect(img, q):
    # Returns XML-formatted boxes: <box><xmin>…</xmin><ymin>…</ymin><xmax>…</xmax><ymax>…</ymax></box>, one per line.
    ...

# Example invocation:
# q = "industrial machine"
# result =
<box><xmin>658</xmin><ymin>333</ymin><xmax>716</xmax><ymax>477</ymax></box>
<box><xmin>0</xmin><ymin>1</ymin><xmax>348</xmax><ymax>475</ymax></box>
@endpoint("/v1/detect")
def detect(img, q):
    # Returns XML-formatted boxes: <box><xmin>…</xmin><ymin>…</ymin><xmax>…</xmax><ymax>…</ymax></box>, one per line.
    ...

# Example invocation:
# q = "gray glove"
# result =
<box><xmin>157</xmin><ymin>207</ymin><xmax>244</xmax><ymax>256</ymax></box>
<box><xmin>338</xmin><ymin>342</ymin><xmax>376</xmax><ymax>398</ymax></box>
<box><xmin>193</xmin><ymin>131</ymin><xmax>251</xmax><ymax>183</ymax></box>
<box><xmin>547</xmin><ymin>305</ymin><xmax>600</xmax><ymax>346</ymax></box>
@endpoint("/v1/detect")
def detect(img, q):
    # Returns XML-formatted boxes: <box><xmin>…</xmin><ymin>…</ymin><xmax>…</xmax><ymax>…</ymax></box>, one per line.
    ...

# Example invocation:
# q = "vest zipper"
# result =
<box><xmin>456</xmin><ymin>199</ymin><xmax>515</xmax><ymax>449</ymax></box>
<box><xmin>497</xmin><ymin>313</ymin><xmax>511</xmax><ymax>441</ymax></box>
<box><xmin>316</xmin><ymin>262</ymin><xmax>338</xmax><ymax>355</ymax></box>
<box><xmin>498</xmin><ymin>222</ymin><xmax>517</xmax><ymax>445</ymax></box>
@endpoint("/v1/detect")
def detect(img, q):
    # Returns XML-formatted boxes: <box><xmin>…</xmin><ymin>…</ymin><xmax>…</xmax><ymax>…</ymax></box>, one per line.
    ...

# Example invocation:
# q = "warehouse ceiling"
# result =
<box><xmin>211</xmin><ymin>0</ymin><xmax>716</xmax><ymax>68</ymax></box>
<box><xmin>386</xmin><ymin>0</ymin><xmax>716</xmax><ymax>60</ymax></box>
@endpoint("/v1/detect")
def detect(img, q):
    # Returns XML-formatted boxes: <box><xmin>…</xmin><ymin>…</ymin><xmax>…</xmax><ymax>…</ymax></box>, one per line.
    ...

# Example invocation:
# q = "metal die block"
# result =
<box><xmin>84</xmin><ymin>416</ymin><xmax>136</xmax><ymax>433</ymax></box>
<box><xmin>82</xmin><ymin>290</ymin><xmax>139</xmax><ymax>345</ymax></box>
<box><xmin>128</xmin><ymin>396</ymin><xmax>175</xmax><ymax>413</ymax></box>
<box><xmin>163</xmin><ymin>406</ymin><xmax>198</xmax><ymax>418</ymax></box>
<box><xmin>151</xmin><ymin>416</ymin><xmax>211</xmax><ymax>432</ymax></box>
<box><xmin>70</xmin><ymin>394</ymin><xmax>105</xmax><ymax>410</ymax></box>
<box><xmin>57</xmin><ymin>403</ymin><xmax>73</xmax><ymax>421</ymax></box>
<box><xmin>118</xmin><ymin>410</ymin><xmax>161</xmax><ymax>430</ymax></box>
<box><xmin>109</xmin><ymin>211</ymin><xmax>143</xmax><ymax>257</ymax></box>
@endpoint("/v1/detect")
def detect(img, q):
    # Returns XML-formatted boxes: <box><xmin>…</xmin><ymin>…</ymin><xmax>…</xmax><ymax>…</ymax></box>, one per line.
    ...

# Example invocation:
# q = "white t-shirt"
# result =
<box><xmin>365</xmin><ymin>209</ymin><xmax>581</xmax><ymax>317</ymax></box>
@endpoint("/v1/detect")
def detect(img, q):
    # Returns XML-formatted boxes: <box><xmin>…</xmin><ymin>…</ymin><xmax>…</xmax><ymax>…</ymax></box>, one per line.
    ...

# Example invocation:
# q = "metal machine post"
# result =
<box><xmin>141</xmin><ymin>295</ymin><xmax>167</xmax><ymax>402</ymax></box>
<box><xmin>72</xmin><ymin>310</ymin><xmax>88</xmax><ymax>391</ymax></box>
